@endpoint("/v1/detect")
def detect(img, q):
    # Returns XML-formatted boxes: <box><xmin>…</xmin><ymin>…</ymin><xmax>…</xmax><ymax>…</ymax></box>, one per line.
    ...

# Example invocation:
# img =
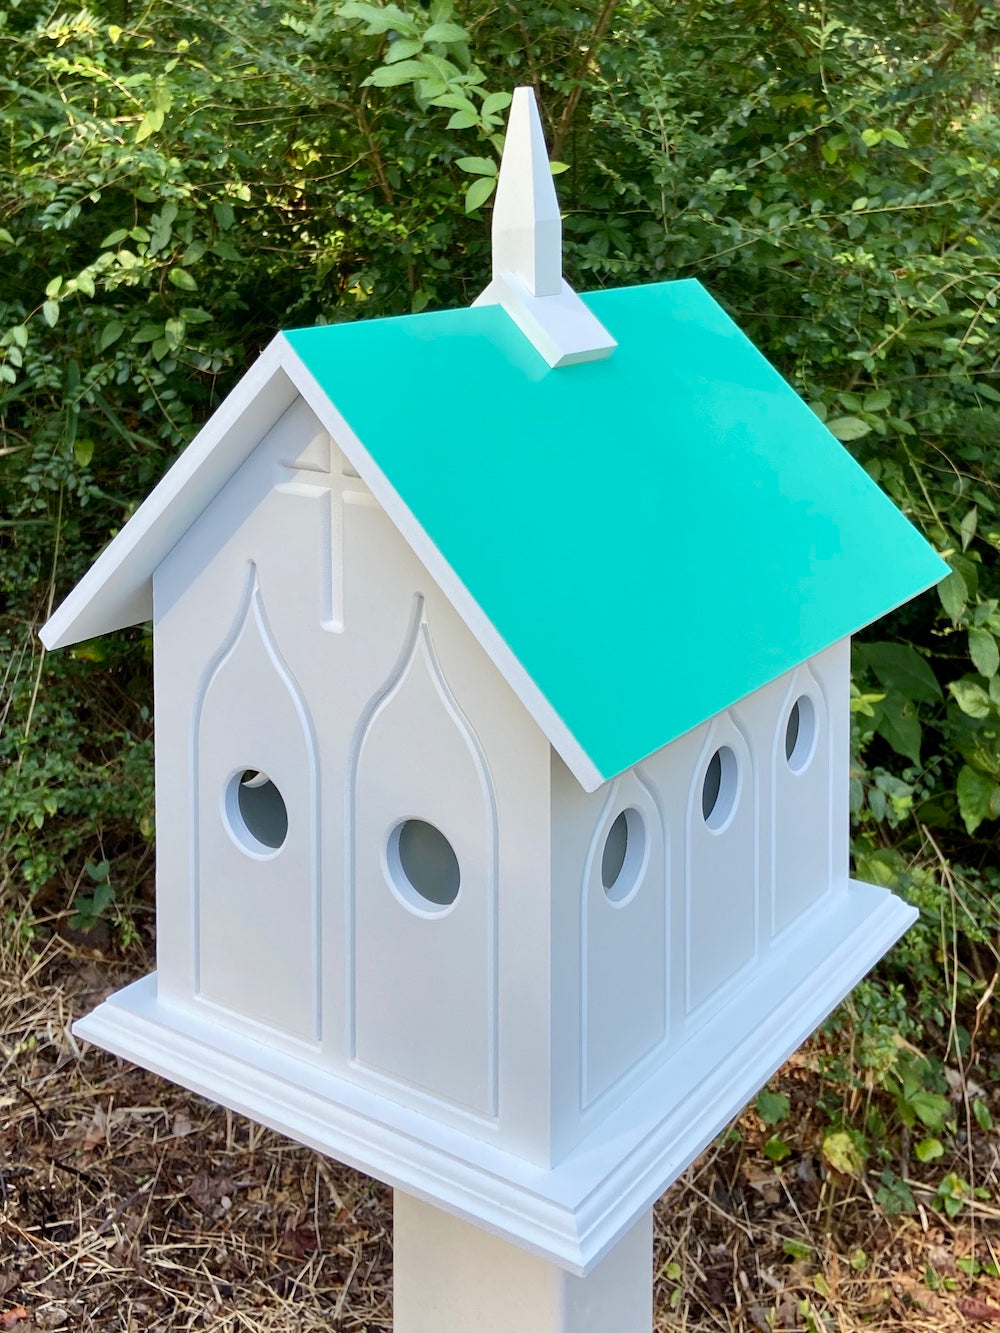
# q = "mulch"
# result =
<box><xmin>2</xmin><ymin>928</ymin><xmax>998</xmax><ymax>1331</ymax></box>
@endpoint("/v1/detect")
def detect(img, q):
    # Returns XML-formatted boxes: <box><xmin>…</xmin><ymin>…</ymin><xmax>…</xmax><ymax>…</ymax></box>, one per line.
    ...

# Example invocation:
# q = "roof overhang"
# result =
<box><xmin>40</xmin><ymin>334</ymin><xmax>607</xmax><ymax>792</ymax></box>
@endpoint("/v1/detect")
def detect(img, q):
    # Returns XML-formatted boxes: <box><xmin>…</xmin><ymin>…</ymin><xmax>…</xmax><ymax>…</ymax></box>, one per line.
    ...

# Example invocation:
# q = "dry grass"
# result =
<box><xmin>2</xmin><ymin>914</ymin><xmax>998</xmax><ymax>1331</ymax></box>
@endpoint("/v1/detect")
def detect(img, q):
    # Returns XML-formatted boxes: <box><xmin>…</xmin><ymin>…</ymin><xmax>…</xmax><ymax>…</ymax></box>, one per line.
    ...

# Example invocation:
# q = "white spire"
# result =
<box><xmin>473</xmin><ymin>87</ymin><xmax>617</xmax><ymax>369</ymax></box>
<box><xmin>491</xmin><ymin>86</ymin><xmax>562</xmax><ymax>298</ymax></box>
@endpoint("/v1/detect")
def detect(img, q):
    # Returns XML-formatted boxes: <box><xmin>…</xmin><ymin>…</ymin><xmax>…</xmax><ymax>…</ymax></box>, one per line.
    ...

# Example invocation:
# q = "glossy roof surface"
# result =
<box><xmin>284</xmin><ymin>279</ymin><xmax>946</xmax><ymax>783</ymax></box>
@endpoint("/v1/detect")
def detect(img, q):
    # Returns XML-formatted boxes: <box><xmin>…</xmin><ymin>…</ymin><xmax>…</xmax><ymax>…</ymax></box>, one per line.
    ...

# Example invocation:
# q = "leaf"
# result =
<box><xmin>447</xmin><ymin>109</ymin><xmax>480</xmax><ymax>129</ymax></box>
<box><xmin>874</xmin><ymin>690</ymin><xmax>922</xmax><ymax>764</ymax></box>
<box><xmin>550</xmin><ymin>160</ymin><xmax>570</xmax><ymax>175</ymax></box>
<box><xmin>384</xmin><ymin>37</ymin><xmax>423</xmax><ymax>63</ymax></box>
<box><xmin>973</xmin><ymin>1100</ymin><xmax>993</xmax><ymax>1131</ymax></box>
<box><xmin>98</xmin><ymin>319</ymin><xmax>124</xmax><ymax>351</ymax></box>
<box><xmin>168</xmin><ymin>268</ymin><xmax>197</xmax><ymax>291</ymax></box>
<box><xmin>782</xmin><ymin>1238</ymin><xmax>812</xmax><ymax>1261</ymax></box>
<box><xmin>101</xmin><ymin>228</ymin><xmax>129</xmax><ymax>247</ymax></box>
<box><xmin>423</xmin><ymin>21</ymin><xmax>468</xmax><ymax>42</ymax></box>
<box><xmin>956</xmin><ymin>765</ymin><xmax>1000</xmax><ymax>834</ymax></box>
<box><xmin>881</xmin><ymin>127</ymin><xmax>908</xmax><ymax>147</ymax></box>
<box><xmin>364</xmin><ymin>60</ymin><xmax>427</xmax><ymax>87</ymax></box>
<box><xmin>863</xmin><ymin>388</ymin><xmax>891</xmax><ymax>412</ymax></box>
<box><xmin>464</xmin><ymin>175</ymin><xmax>496</xmax><ymax>212</ymax></box>
<box><xmin>0</xmin><ymin>1308</ymin><xmax>28</xmax><ymax>1329</ymax></box>
<box><xmin>42</xmin><ymin>300</ymin><xmax>59</xmax><ymax>327</ymax></box>
<box><xmin>915</xmin><ymin>1137</ymin><xmax>943</xmax><ymax>1162</ymax></box>
<box><xmin>861</xmin><ymin>128</ymin><xmax>882</xmax><ymax>146</ymax></box>
<box><xmin>45</xmin><ymin>275</ymin><xmax>62</xmax><ymax>298</ymax></box>
<box><xmin>908</xmin><ymin>1090</ymin><xmax>951</xmax><ymax>1132</ymax></box>
<box><xmin>135</xmin><ymin>107</ymin><xmax>165</xmax><ymax>142</ymax></box>
<box><xmin>968</xmin><ymin>628</ymin><xmax>999</xmax><ymax>678</ymax></box>
<box><xmin>73</xmin><ymin>437</ymin><xmax>95</xmax><ymax>467</ymax></box>
<box><xmin>854</xmin><ymin>642</ymin><xmax>941</xmax><ymax>703</ymax></box>
<box><xmin>949</xmin><ymin>678</ymin><xmax>992</xmax><ymax>718</ymax></box>
<box><xmin>481</xmin><ymin>90</ymin><xmax>512</xmax><ymax>117</ymax></box>
<box><xmin>960</xmin><ymin>506</ymin><xmax>978</xmax><ymax>550</ymax></box>
<box><xmin>756</xmin><ymin>1088</ymin><xmax>790</xmax><ymax>1125</ymax></box>
<box><xmin>764</xmin><ymin>1135</ymin><xmax>791</xmax><ymax>1162</ymax></box>
<box><xmin>827</xmin><ymin>415</ymin><xmax>871</xmax><ymax>441</ymax></box>
<box><xmin>339</xmin><ymin>1</ymin><xmax>419</xmax><ymax>35</ymax></box>
<box><xmin>822</xmin><ymin>1131</ymin><xmax>863</xmax><ymax>1176</ymax></box>
<box><xmin>938</xmin><ymin>569</ymin><xmax>968</xmax><ymax>622</ymax></box>
<box><xmin>455</xmin><ymin>156</ymin><xmax>497</xmax><ymax>176</ymax></box>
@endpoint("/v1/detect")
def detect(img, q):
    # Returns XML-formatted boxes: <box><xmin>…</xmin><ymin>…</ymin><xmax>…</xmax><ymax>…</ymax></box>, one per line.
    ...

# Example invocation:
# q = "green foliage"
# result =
<box><xmin>1</xmin><ymin>0</ymin><xmax>997</xmax><ymax>1212</ymax></box>
<box><xmin>756</xmin><ymin>1087</ymin><xmax>791</xmax><ymax>1125</ymax></box>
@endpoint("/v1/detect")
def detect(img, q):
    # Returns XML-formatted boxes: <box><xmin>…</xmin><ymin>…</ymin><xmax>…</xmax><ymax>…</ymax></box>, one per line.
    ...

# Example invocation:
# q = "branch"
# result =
<box><xmin>551</xmin><ymin>0</ymin><xmax>620</xmax><ymax>164</ymax></box>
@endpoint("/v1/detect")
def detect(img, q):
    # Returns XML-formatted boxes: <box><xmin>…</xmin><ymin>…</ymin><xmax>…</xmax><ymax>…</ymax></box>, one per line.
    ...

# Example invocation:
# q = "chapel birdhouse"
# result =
<box><xmin>45</xmin><ymin>88</ymin><xmax>946</xmax><ymax>1317</ymax></box>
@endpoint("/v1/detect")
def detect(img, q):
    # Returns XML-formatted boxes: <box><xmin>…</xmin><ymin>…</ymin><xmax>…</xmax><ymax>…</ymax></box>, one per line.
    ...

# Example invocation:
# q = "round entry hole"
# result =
<box><xmin>785</xmin><ymin>696</ymin><xmax>816</xmax><ymax>772</ymax></box>
<box><xmin>601</xmin><ymin>808</ymin><xmax>646</xmax><ymax>902</ymax></box>
<box><xmin>226</xmin><ymin>769</ymin><xmax>288</xmax><ymax>853</ymax></box>
<box><xmin>702</xmin><ymin>747</ymin><xmax>738</xmax><ymax>830</ymax></box>
<box><xmin>389</xmin><ymin>819</ymin><xmax>460</xmax><ymax>910</ymax></box>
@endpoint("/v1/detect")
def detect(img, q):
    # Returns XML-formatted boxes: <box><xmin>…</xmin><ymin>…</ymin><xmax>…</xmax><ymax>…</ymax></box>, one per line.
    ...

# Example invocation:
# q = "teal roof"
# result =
<box><xmin>285</xmin><ymin>280</ymin><xmax>946</xmax><ymax>784</ymax></box>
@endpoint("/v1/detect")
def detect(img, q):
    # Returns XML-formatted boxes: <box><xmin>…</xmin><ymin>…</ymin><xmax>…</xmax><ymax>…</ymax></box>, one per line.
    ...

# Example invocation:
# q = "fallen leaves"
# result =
<box><xmin>958</xmin><ymin>1295</ymin><xmax>1000</xmax><ymax>1323</ymax></box>
<box><xmin>0</xmin><ymin>1308</ymin><xmax>28</xmax><ymax>1329</ymax></box>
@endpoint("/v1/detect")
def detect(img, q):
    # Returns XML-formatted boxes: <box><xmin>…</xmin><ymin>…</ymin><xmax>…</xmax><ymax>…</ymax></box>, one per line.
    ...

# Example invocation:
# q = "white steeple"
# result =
<box><xmin>473</xmin><ymin>87</ymin><xmax>617</xmax><ymax>369</ymax></box>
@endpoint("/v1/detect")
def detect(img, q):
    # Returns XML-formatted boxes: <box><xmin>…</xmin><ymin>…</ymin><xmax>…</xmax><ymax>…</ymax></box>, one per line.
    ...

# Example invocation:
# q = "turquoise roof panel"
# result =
<box><xmin>285</xmin><ymin>280</ymin><xmax>947</xmax><ymax>783</ymax></box>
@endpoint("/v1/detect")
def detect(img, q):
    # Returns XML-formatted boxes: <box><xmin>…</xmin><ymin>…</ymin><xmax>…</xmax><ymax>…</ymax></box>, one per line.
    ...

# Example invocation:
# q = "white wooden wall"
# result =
<box><xmin>549</xmin><ymin>640</ymin><xmax>849</xmax><ymax>1159</ymax></box>
<box><xmin>152</xmin><ymin>392</ymin><xmax>553</xmax><ymax>1163</ymax></box>
<box><xmin>151</xmin><ymin>386</ymin><xmax>851</xmax><ymax>1170</ymax></box>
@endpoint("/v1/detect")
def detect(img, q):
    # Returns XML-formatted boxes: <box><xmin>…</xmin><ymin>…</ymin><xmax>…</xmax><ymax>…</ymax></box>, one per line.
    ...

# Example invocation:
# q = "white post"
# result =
<box><xmin>393</xmin><ymin>1191</ymin><xmax>653</xmax><ymax>1333</ymax></box>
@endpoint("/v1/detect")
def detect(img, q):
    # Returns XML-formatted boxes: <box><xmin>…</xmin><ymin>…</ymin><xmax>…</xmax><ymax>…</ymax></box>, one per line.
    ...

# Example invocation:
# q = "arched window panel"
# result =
<box><xmin>685</xmin><ymin>714</ymin><xmax>756</xmax><ymax>1014</ymax></box>
<box><xmin>771</xmin><ymin>666</ymin><xmax>832</xmax><ymax>936</ymax></box>
<box><xmin>351</xmin><ymin>604</ymin><xmax>498</xmax><ymax>1118</ymax></box>
<box><xmin>580</xmin><ymin>769</ymin><xmax>667</xmax><ymax>1108</ymax></box>
<box><xmin>195</xmin><ymin>568</ymin><xmax>320</xmax><ymax>1042</ymax></box>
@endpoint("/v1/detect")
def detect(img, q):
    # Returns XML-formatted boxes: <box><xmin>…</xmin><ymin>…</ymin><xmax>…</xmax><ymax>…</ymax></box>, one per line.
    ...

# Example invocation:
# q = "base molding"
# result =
<box><xmin>75</xmin><ymin>880</ymin><xmax>915</xmax><ymax>1274</ymax></box>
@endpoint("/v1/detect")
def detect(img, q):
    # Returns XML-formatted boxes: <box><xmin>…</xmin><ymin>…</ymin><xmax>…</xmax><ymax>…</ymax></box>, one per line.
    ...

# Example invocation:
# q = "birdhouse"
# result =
<box><xmin>44</xmin><ymin>89</ymin><xmax>946</xmax><ymax>1331</ymax></box>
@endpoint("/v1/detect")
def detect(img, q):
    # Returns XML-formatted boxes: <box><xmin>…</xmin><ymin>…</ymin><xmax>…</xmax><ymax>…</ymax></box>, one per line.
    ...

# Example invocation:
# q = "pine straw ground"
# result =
<box><xmin>2</xmin><ymin>913</ymin><xmax>999</xmax><ymax>1332</ymax></box>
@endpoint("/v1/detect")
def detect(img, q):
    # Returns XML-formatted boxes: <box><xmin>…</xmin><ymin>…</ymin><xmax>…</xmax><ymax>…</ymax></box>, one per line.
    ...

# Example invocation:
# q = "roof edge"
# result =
<box><xmin>279</xmin><ymin>338</ymin><xmax>608</xmax><ymax>793</ymax></box>
<box><xmin>40</xmin><ymin>337</ymin><xmax>295</xmax><ymax>651</ymax></box>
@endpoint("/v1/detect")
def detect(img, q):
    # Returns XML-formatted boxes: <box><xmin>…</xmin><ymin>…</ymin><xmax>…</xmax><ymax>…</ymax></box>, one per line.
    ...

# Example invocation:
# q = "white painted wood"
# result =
<box><xmin>472</xmin><ymin>86</ymin><xmax>616</xmax><ymax>368</ymax></box>
<box><xmin>580</xmin><ymin>768</ymin><xmax>667</xmax><ymax>1109</ymax></box>
<box><xmin>334</xmin><ymin>475</ymin><xmax>554</xmax><ymax>1162</ymax></box>
<box><xmin>686</xmin><ymin>712</ymin><xmax>757</xmax><ymax>1012</ymax></box>
<box><xmin>148</xmin><ymin>385</ymin><xmax>556</xmax><ymax>1157</ymax></box>
<box><xmin>41</xmin><ymin>341</ymin><xmax>296</xmax><ymax>649</ymax></box>
<box><xmin>282</xmin><ymin>339</ymin><xmax>607</xmax><ymax>793</ymax></box>
<box><xmin>771</xmin><ymin>663</ymin><xmax>833</xmax><ymax>935</ymax></box>
<box><xmin>814</xmin><ymin>638</ymin><xmax>852</xmax><ymax>892</ymax></box>
<box><xmin>151</xmin><ymin>396</ymin><xmax>332</xmax><ymax>1014</ymax></box>
<box><xmin>194</xmin><ymin>567</ymin><xmax>320</xmax><ymax>1041</ymax></box>
<box><xmin>393</xmin><ymin>1192</ymin><xmax>652</xmax><ymax>1333</ymax></box>
<box><xmin>490</xmin><ymin>86</ymin><xmax>562</xmax><ymax>299</ymax></box>
<box><xmin>75</xmin><ymin>878</ymin><xmax>916</xmax><ymax>1274</ymax></box>
<box><xmin>474</xmin><ymin>274</ymin><xmax>617</xmax><ymax>369</ymax></box>
<box><xmin>352</xmin><ymin>604</ymin><xmax>498</xmax><ymax>1116</ymax></box>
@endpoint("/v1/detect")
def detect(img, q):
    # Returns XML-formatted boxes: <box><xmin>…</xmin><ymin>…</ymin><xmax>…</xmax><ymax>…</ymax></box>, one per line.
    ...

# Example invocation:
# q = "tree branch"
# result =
<box><xmin>551</xmin><ymin>0</ymin><xmax>620</xmax><ymax>164</ymax></box>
